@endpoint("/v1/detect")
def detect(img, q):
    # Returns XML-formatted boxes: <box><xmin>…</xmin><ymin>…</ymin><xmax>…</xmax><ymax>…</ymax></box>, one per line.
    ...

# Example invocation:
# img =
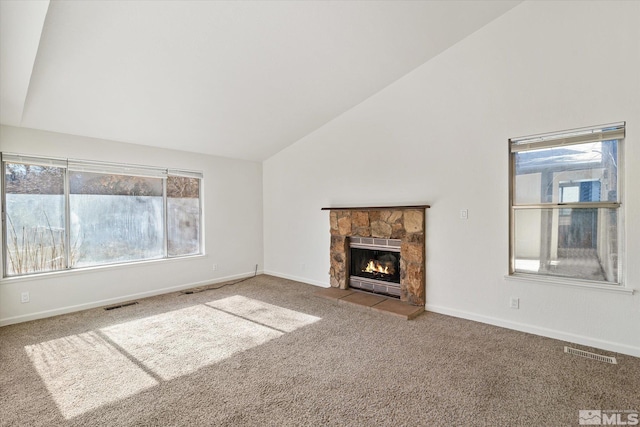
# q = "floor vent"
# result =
<box><xmin>181</xmin><ymin>287</ymin><xmax>205</xmax><ymax>294</ymax></box>
<box><xmin>104</xmin><ymin>301</ymin><xmax>139</xmax><ymax>311</ymax></box>
<box><xmin>564</xmin><ymin>346</ymin><xmax>617</xmax><ymax>364</ymax></box>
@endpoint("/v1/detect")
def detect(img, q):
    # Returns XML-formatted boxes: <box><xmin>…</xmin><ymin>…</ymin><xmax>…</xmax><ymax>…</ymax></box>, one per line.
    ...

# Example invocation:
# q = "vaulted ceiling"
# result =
<box><xmin>1</xmin><ymin>1</ymin><xmax>521</xmax><ymax>161</ymax></box>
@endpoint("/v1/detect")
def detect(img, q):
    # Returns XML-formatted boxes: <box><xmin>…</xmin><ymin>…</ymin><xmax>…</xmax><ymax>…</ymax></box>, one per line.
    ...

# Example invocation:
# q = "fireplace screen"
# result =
<box><xmin>350</xmin><ymin>247</ymin><xmax>400</xmax><ymax>284</ymax></box>
<box><xmin>349</xmin><ymin>238</ymin><xmax>402</xmax><ymax>297</ymax></box>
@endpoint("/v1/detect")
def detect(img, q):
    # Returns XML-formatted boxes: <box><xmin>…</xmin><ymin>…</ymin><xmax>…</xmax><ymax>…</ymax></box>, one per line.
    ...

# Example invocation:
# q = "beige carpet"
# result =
<box><xmin>1</xmin><ymin>275</ymin><xmax>638</xmax><ymax>426</ymax></box>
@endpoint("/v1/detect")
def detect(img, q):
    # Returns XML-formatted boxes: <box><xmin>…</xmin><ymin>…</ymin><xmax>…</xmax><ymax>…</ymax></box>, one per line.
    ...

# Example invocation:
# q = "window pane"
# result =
<box><xmin>167</xmin><ymin>176</ymin><xmax>200</xmax><ymax>256</ymax></box>
<box><xmin>69</xmin><ymin>172</ymin><xmax>164</xmax><ymax>267</ymax></box>
<box><xmin>513</xmin><ymin>208</ymin><xmax>618</xmax><ymax>283</ymax></box>
<box><xmin>4</xmin><ymin>163</ymin><xmax>66</xmax><ymax>275</ymax></box>
<box><xmin>514</xmin><ymin>140</ymin><xmax>618</xmax><ymax>205</ymax></box>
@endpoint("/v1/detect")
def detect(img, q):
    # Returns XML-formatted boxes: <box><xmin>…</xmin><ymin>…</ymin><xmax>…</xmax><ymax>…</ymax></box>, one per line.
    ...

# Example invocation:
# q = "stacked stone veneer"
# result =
<box><xmin>329</xmin><ymin>208</ymin><xmax>426</xmax><ymax>306</ymax></box>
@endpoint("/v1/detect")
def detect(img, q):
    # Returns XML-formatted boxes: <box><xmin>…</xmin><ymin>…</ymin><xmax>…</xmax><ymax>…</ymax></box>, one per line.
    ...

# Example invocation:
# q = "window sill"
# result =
<box><xmin>504</xmin><ymin>273</ymin><xmax>634</xmax><ymax>295</ymax></box>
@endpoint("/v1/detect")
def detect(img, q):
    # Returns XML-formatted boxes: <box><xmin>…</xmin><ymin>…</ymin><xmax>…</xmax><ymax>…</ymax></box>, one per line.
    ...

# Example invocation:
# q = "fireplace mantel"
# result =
<box><xmin>321</xmin><ymin>205</ymin><xmax>430</xmax><ymax>211</ymax></box>
<box><xmin>324</xmin><ymin>205</ymin><xmax>428</xmax><ymax>306</ymax></box>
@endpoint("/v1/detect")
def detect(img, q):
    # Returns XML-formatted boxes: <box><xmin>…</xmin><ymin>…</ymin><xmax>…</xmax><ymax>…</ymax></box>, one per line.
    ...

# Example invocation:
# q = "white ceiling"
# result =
<box><xmin>1</xmin><ymin>0</ymin><xmax>521</xmax><ymax>161</ymax></box>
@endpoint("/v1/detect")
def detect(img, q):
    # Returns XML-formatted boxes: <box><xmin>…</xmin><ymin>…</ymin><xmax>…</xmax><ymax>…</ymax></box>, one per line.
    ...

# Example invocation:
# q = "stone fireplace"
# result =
<box><xmin>323</xmin><ymin>205</ymin><xmax>429</xmax><ymax>306</ymax></box>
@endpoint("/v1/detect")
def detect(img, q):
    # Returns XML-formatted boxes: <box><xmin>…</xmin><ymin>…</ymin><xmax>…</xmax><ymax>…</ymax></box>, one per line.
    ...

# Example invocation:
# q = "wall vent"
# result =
<box><xmin>564</xmin><ymin>346</ymin><xmax>617</xmax><ymax>364</ymax></box>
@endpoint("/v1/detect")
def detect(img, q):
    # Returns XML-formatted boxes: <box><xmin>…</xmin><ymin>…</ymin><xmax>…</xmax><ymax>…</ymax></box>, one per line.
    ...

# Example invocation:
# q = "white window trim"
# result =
<box><xmin>504</xmin><ymin>274</ymin><xmax>634</xmax><ymax>295</ymax></box>
<box><xmin>508</xmin><ymin>122</ymin><xmax>626</xmax><ymax>288</ymax></box>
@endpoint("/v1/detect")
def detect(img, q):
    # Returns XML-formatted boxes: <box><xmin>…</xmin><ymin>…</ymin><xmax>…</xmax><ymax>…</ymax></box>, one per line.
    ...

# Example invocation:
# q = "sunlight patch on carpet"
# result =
<box><xmin>24</xmin><ymin>332</ymin><xmax>158</xmax><ymax>419</ymax></box>
<box><xmin>206</xmin><ymin>295</ymin><xmax>321</xmax><ymax>332</ymax></box>
<box><xmin>100</xmin><ymin>303</ymin><xmax>284</xmax><ymax>381</ymax></box>
<box><xmin>25</xmin><ymin>296</ymin><xmax>321</xmax><ymax>419</ymax></box>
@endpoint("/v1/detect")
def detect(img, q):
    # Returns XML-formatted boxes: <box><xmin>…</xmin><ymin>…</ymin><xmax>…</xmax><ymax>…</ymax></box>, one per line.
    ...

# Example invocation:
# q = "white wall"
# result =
<box><xmin>263</xmin><ymin>1</ymin><xmax>640</xmax><ymax>356</ymax></box>
<box><xmin>0</xmin><ymin>125</ymin><xmax>263</xmax><ymax>325</ymax></box>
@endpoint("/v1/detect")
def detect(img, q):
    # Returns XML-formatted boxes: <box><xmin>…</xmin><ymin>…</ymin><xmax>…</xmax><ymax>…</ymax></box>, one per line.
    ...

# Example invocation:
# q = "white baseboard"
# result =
<box><xmin>425</xmin><ymin>303</ymin><xmax>640</xmax><ymax>359</ymax></box>
<box><xmin>0</xmin><ymin>270</ymin><xmax>262</xmax><ymax>327</ymax></box>
<box><xmin>263</xmin><ymin>270</ymin><xmax>329</xmax><ymax>288</ymax></box>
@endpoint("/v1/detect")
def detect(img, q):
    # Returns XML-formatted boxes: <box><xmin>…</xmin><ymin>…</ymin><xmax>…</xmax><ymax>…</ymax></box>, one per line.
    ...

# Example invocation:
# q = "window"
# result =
<box><xmin>69</xmin><ymin>171</ymin><xmax>165</xmax><ymax>267</ymax></box>
<box><xmin>4</xmin><ymin>159</ymin><xmax>66</xmax><ymax>275</ymax></box>
<box><xmin>167</xmin><ymin>174</ymin><xmax>201</xmax><ymax>257</ymax></box>
<box><xmin>509</xmin><ymin>122</ymin><xmax>624</xmax><ymax>285</ymax></box>
<box><xmin>2</xmin><ymin>154</ymin><xmax>202</xmax><ymax>277</ymax></box>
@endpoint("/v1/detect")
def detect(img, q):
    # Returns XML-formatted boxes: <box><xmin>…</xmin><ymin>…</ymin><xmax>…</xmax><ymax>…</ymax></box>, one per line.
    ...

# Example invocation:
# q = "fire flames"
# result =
<box><xmin>364</xmin><ymin>260</ymin><xmax>392</xmax><ymax>275</ymax></box>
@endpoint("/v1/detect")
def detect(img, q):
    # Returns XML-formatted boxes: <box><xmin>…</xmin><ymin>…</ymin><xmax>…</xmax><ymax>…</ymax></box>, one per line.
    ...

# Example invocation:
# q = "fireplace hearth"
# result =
<box><xmin>322</xmin><ymin>205</ymin><xmax>429</xmax><ymax>306</ymax></box>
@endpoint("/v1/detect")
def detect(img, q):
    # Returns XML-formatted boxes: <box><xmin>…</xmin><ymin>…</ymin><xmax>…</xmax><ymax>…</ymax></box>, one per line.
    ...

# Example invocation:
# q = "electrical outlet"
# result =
<box><xmin>21</xmin><ymin>291</ymin><xmax>30</xmax><ymax>303</ymax></box>
<box><xmin>460</xmin><ymin>209</ymin><xmax>468</xmax><ymax>220</ymax></box>
<box><xmin>212</xmin><ymin>264</ymin><xmax>218</xmax><ymax>271</ymax></box>
<box><xmin>510</xmin><ymin>297</ymin><xmax>519</xmax><ymax>309</ymax></box>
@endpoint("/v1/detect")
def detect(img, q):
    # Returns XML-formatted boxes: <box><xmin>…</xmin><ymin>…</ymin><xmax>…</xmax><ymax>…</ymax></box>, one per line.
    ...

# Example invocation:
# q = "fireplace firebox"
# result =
<box><xmin>349</xmin><ymin>237</ymin><xmax>401</xmax><ymax>298</ymax></box>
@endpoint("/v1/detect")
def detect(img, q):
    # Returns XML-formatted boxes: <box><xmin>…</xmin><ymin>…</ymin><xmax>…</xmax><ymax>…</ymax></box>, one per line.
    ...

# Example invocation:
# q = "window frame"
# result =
<box><xmin>508</xmin><ymin>122</ymin><xmax>625</xmax><ymax>286</ymax></box>
<box><xmin>1</xmin><ymin>153</ymin><xmax>203</xmax><ymax>278</ymax></box>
